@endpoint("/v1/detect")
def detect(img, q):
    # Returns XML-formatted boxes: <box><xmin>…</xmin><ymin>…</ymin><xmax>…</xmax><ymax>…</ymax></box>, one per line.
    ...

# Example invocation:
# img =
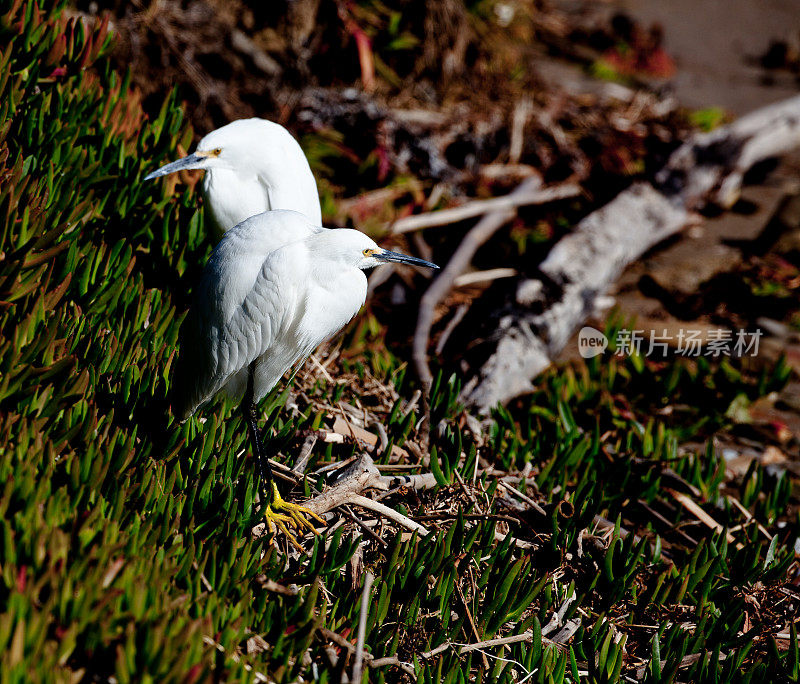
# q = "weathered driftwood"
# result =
<box><xmin>463</xmin><ymin>95</ymin><xmax>800</xmax><ymax>412</ymax></box>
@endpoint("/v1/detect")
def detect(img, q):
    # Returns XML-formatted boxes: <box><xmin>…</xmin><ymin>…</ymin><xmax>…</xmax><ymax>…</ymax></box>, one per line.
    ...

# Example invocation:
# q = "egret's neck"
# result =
<box><xmin>203</xmin><ymin>169</ymin><xmax>270</xmax><ymax>239</ymax></box>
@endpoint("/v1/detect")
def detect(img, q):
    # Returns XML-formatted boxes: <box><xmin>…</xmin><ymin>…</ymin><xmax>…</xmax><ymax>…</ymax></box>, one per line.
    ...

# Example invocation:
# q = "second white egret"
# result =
<box><xmin>145</xmin><ymin>118</ymin><xmax>321</xmax><ymax>239</ymax></box>
<box><xmin>172</xmin><ymin>210</ymin><xmax>439</xmax><ymax>547</ymax></box>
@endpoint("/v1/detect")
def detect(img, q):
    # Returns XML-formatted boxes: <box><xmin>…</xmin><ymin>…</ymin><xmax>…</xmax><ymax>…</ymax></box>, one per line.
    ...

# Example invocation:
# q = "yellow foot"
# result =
<box><xmin>262</xmin><ymin>481</ymin><xmax>326</xmax><ymax>551</ymax></box>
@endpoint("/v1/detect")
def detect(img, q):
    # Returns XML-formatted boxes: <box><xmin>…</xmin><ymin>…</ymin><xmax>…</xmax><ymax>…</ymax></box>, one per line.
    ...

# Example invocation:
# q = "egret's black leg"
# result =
<box><xmin>243</xmin><ymin>365</ymin><xmax>275</xmax><ymax>504</ymax></box>
<box><xmin>244</xmin><ymin>404</ymin><xmax>271</xmax><ymax>501</ymax></box>
<box><xmin>243</xmin><ymin>365</ymin><xmax>324</xmax><ymax>550</ymax></box>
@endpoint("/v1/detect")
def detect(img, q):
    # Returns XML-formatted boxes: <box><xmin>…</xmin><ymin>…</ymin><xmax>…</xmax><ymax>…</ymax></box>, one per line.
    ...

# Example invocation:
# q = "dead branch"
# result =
<box><xmin>435</xmin><ymin>304</ymin><xmax>469</xmax><ymax>355</ymax></box>
<box><xmin>421</xmin><ymin>589</ymin><xmax>575</xmax><ymax>661</ymax></box>
<box><xmin>453</xmin><ymin>267</ymin><xmax>518</xmax><ymax>288</ymax></box>
<box><xmin>667</xmin><ymin>489</ymin><xmax>740</xmax><ymax>547</ymax></box>
<box><xmin>301</xmin><ymin>455</ymin><xmax>432</xmax><ymax>535</ymax></box>
<box><xmin>202</xmin><ymin>635</ymin><xmax>270</xmax><ymax>683</ymax></box>
<box><xmin>464</xmin><ymin>95</ymin><xmax>800</xmax><ymax>412</ymax></box>
<box><xmin>412</xmin><ymin>177</ymin><xmax>546</xmax><ymax>393</ymax></box>
<box><xmin>541</xmin><ymin>590</ymin><xmax>577</xmax><ymax>637</ymax></box>
<box><xmin>391</xmin><ymin>180</ymin><xmax>580</xmax><ymax>234</ymax></box>
<box><xmin>348</xmin><ymin>494</ymin><xmax>430</xmax><ymax>535</ymax></box>
<box><xmin>302</xmin><ymin>455</ymin><xmax>380</xmax><ymax>516</ymax></box>
<box><xmin>292</xmin><ymin>434</ymin><xmax>317</xmax><ymax>474</ymax></box>
<box><xmin>230</xmin><ymin>30</ymin><xmax>282</xmax><ymax>77</ymax></box>
<box><xmin>321</xmin><ymin>417</ymin><xmax>410</xmax><ymax>461</ymax></box>
<box><xmin>421</xmin><ymin>630</ymin><xmax>545</xmax><ymax>660</ymax></box>
<box><xmin>385</xmin><ymin>472</ymin><xmax>439</xmax><ymax>490</ymax></box>
<box><xmin>318</xmin><ymin>628</ymin><xmax>416</xmax><ymax>677</ymax></box>
<box><xmin>498</xmin><ymin>479</ymin><xmax>547</xmax><ymax>516</ymax></box>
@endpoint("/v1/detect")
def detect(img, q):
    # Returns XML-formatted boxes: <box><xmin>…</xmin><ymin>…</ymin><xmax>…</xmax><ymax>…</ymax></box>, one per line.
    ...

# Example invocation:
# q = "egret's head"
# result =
<box><xmin>326</xmin><ymin>229</ymin><xmax>440</xmax><ymax>272</ymax></box>
<box><xmin>143</xmin><ymin>119</ymin><xmax>290</xmax><ymax>181</ymax></box>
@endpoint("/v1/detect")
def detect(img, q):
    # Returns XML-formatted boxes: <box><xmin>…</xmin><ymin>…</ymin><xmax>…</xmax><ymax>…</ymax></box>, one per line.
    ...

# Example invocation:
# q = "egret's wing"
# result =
<box><xmin>172</xmin><ymin>244</ymin><xmax>303</xmax><ymax>420</ymax></box>
<box><xmin>171</xmin><ymin>212</ymin><xmax>316</xmax><ymax>420</ymax></box>
<box><xmin>201</xmin><ymin>210</ymin><xmax>323</xmax><ymax>324</ymax></box>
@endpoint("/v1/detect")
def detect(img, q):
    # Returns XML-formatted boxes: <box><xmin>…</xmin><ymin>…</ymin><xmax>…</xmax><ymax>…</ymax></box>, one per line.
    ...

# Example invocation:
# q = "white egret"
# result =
<box><xmin>172</xmin><ymin>210</ymin><xmax>439</xmax><ymax>547</ymax></box>
<box><xmin>145</xmin><ymin>118</ymin><xmax>321</xmax><ymax>239</ymax></box>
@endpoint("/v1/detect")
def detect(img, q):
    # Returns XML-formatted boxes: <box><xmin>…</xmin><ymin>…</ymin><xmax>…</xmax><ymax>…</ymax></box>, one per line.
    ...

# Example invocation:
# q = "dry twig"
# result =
<box><xmin>352</xmin><ymin>572</ymin><xmax>374</xmax><ymax>684</ymax></box>
<box><xmin>667</xmin><ymin>489</ymin><xmax>739</xmax><ymax>546</ymax></box>
<box><xmin>390</xmin><ymin>181</ymin><xmax>579</xmax><ymax>234</ymax></box>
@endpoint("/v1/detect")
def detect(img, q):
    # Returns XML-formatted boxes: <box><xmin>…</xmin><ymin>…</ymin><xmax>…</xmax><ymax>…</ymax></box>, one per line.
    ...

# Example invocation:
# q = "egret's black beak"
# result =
<box><xmin>377</xmin><ymin>249</ymin><xmax>439</xmax><ymax>270</ymax></box>
<box><xmin>144</xmin><ymin>153</ymin><xmax>207</xmax><ymax>181</ymax></box>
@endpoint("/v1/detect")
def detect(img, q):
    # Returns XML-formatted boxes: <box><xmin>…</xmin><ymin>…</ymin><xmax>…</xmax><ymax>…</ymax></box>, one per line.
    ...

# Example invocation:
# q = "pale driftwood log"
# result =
<box><xmin>659</xmin><ymin>95</ymin><xmax>800</xmax><ymax>209</ymax></box>
<box><xmin>463</xmin><ymin>183</ymin><xmax>687</xmax><ymax>410</ymax></box>
<box><xmin>463</xmin><ymin>95</ymin><xmax>800</xmax><ymax>412</ymax></box>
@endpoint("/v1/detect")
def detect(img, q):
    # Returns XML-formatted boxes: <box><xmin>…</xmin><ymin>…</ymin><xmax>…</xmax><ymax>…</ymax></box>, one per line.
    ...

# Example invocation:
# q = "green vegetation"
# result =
<box><xmin>688</xmin><ymin>107</ymin><xmax>727</xmax><ymax>133</ymax></box>
<box><xmin>1</xmin><ymin>2</ymin><xmax>798</xmax><ymax>682</ymax></box>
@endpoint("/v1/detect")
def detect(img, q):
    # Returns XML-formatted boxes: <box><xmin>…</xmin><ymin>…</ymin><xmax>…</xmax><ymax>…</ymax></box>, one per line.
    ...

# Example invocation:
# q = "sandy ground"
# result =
<box><xmin>610</xmin><ymin>0</ymin><xmax>799</xmax><ymax>114</ymax></box>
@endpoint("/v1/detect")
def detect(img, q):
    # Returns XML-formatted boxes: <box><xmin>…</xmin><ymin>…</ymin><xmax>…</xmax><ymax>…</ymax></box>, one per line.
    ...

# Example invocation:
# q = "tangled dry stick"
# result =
<box><xmin>300</xmin><ymin>454</ymin><xmax>435</xmax><ymax>535</ymax></box>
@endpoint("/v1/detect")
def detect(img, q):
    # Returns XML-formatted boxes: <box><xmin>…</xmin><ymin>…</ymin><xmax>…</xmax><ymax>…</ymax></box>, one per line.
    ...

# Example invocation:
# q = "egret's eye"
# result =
<box><xmin>362</xmin><ymin>248</ymin><xmax>372</xmax><ymax>257</ymax></box>
<box><xmin>212</xmin><ymin>148</ymin><xmax>222</xmax><ymax>156</ymax></box>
